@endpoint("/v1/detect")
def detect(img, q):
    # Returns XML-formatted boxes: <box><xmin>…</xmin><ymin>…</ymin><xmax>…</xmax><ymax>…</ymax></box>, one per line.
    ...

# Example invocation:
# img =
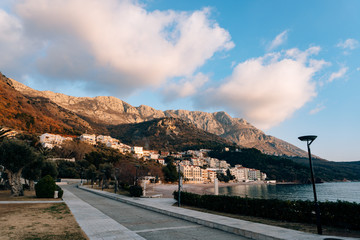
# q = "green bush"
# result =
<box><xmin>56</xmin><ymin>185</ymin><xmax>64</xmax><ymax>198</ymax></box>
<box><xmin>120</xmin><ymin>182</ymin><xmax>130</xmax><ymax>191</ymax></box>
<box><xmin>174</xmin><ymin>191</ymin><xmax>360</xmax><ymax>230</ymax></box>
<box><xmin>35</xmin><ymin>175</ymin><xmax>56</xmax><ymax>198</ymax></box>
<box><xmin>129</xmin><ymin>185</ymin><xmax>142</xmax><ymax>197</ymax></box>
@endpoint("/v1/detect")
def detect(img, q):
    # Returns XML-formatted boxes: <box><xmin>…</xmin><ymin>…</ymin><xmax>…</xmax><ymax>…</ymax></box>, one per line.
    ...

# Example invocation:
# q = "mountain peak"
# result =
<box><xmin>7</xmin><ymin>76</ymin><xmax>307</xmax><ymax>157</ymax></box>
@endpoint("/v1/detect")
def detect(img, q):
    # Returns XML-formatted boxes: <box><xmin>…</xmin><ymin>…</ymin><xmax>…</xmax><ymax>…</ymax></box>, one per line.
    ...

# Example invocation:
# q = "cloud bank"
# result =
<box><xmin>0</xmin><ymin>2</ymin><xmax>334</xmax><ymax>130</ymax></box>
<box><xmin>0</xmin><ymin>0</ymin><xmax>233</xmax><ymax>95</ymax></box>
<box><xmin>196</xmin><ymin>47</ymin><xmax>327</xmax><ymax>129</ymax></box>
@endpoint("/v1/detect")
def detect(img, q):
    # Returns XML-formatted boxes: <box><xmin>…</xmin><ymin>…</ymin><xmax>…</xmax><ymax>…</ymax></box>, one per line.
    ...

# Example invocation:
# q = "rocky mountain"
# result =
<box><xmin>0</xmin><ymin>73</ymin><xmax>94</xmax><ymax>134</ymax></box>
<box><xmin>9</xmin><ymin>76</ymin><xmax>307</xmax><ymax>157</ymax></box>
<box><xmin>108</xmin><ymin>117</ymin><xmax>234</xmax><ymax>151</ymax></box>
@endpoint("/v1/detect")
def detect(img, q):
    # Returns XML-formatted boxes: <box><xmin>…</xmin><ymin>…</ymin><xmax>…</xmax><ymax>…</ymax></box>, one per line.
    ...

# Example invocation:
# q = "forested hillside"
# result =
<box><xmin>209</xmin><ymin>149</ymin><xmax>360</xmax><ymax>183</ymax></box>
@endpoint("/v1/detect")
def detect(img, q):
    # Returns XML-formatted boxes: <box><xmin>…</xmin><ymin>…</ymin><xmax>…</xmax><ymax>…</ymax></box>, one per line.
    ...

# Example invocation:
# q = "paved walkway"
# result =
<box><xmin>63</xmin><ymin>187</ymin><xmax>145</xmax><ymax>240</ymax></box>
<box><xmin>63</xmin><ymin>185</ymin><xmax>248</xmax><ymax>240</ymax></box>
<box><xmin>64</xmin><ymin>185</ymin><xmax>357</xmax><ymax>240</ymax></box>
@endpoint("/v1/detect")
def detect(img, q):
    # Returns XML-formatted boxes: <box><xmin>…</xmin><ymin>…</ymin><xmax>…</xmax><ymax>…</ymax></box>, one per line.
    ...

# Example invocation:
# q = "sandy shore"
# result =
<box><xmin>144</xmin><ymin>182</ymin><xmax>267</xmax><ymax>198</ymax></box>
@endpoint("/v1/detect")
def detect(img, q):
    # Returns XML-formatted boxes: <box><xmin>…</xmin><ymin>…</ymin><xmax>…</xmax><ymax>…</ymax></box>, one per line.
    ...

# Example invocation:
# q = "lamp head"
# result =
<box><xmin>298</xmin><ymin>135</ymin><xmax>317</xmax><ymax>145</ymax></box>
<box><xmin>298</xmin><ymin>135</ymin><xmax>317</xmax><ymax>141</ymax></box>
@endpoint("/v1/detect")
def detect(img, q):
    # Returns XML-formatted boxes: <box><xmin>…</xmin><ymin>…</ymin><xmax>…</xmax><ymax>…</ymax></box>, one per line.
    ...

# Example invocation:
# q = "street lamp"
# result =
<box><xmin>101</xmin><ymin>170</ymin><xmax>106</xmax><ymax>191</ymax></box>
<box><xmin>114</xmin><ymin>168</ymin><xmax>119</xmax><ymax>194</ymax></box>
<box><xmin>135</xmin><ymin>165</ymin><xmax>140</xmax><ymax>186</ymax></box>
<box><xmin>298</xmin><ymin>135</ymin><xmax>322</xmax><ymax>235</ymax></box>
<box><xmin>178</xmin><ymin>162</ymin><xmax>182</xmax><ymax>207</ymax></box>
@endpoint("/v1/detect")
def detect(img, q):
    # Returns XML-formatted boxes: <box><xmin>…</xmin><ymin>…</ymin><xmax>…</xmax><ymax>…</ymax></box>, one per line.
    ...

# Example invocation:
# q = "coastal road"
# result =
<box><xmin>63</xmin><ymin>185</ymin><xmax>249</xmax><ymax>240</ymax></box>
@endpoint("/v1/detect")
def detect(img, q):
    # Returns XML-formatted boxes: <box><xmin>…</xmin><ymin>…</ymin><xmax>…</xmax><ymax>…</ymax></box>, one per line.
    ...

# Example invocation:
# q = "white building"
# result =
<box><xmin>180</xmin><ymin>165</ymin><xmax>203</xmax><ymax>183</ymax></box>
<box><xmin>219</xmin><ymin>160</ymin><xmax>230</xmax><ymax>169</ymax></box>
<box><xmin>132</xmin><ymin>146</ymin><xmax>143</xmax><ymax>155</ymax></box>
<box><xmin>230</xmin><ymin>165</ymin><xmax>249</xmax><ymax>182</ymax></box>
<box><xmin>80</xmin><ymin>134</ymin><xmax>96</xmax><ymax>145</ymax></box>
<box><xmin>248</xmin><ymin>169</ymin><xmax>261</xmax><ymax>181</ymax></box>
<box><xmin>97</xmin><ymin>135</ymin><xmax>119</xmax><ymax>145</ymax></box>
<box><xmin>157</xmin><ymin>159</ymin><xmax>166</xmax><ymax>165</ymax></box>
<box><xmin>149</xmin><ymin>154</ymin><xmax>159</xmax><ymax>160</ymax></box>
<box><xmin>39</xmin><ymin>133</ymin><xmax>72</xmax><ymax>148</ymax></box>
<box><xmin>48</xmin><ymin>157</ymin><xmax>75</xmax><ymax>162</ymax></box>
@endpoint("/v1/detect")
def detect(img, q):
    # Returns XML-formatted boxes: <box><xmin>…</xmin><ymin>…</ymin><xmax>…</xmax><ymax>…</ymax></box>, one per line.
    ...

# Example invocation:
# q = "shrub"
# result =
<box><xmin>35</xmin><ymin>175</ymin><xmax>56</xmax><ymax>198</ymax></box>
<box><xmin>23</xmin><ymin>183</ymin><xmax>30</xmax><ymax>190</ymax></box>
<box><xmin>129</xmin><ymin>185</ymin><xmax>142</xmax><ymax>197</ymax></box>
<box><xmin>120</xmin><ymin>182</ymin><xmax>130</xmax><ymax>191</ymax></box>
<box><xmin>56</xmin><ymin>185</ymin><xmax>64</xmax><ymax>198</ymax></box>
<box><xmin>174</xmin><ymin>191</ymin><xmax>360</xmax><ymax>230</ymax></box>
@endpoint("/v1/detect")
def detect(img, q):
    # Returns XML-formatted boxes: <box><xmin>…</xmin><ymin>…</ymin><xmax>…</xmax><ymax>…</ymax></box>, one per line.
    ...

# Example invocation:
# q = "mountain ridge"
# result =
<box><xmin>9</xmin><ymin>76</ymin><xmax>308</xmax><ymax>157</ymax></box>
<box><xmin>108</xmin><ymin>117</ymin><xmax>234</xmax><ymax>151</ymax></box>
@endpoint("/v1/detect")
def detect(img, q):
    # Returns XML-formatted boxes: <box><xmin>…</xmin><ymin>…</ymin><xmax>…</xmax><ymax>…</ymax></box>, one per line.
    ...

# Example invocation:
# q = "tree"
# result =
<box><xmin>162</xmin><ymin>161</ymin><xmax>178</xmax><ymax>182</ymax></box>
<box><xmin>0</xmin><ymin>139</ymin><xmax>39</xmax><ymax>196</ymax></box>
<box><xmin>226</xmin><ymin>169</ymin><xmax>235</xmax><ymax>181</ymax></box>
<box><xmin>217</xmin><ymin>172</ymin><xmax>230</xmax><ymax>183</ymax></box>
<box><xmin>22</xmin><ymin>157</ymin><xmax>44</xmax><ymax>190</ymax></box>
<box><xmin>85</xmin><ymin>164</ymin><xmax>97</xmax><ymax>185</ymax></box>
<box><xmin>99</xmin><ymin>163</ymin><xmax>113</xmax><ymax>188</ymax></box>
<box><xmin>57</xmin><ymin>160</ymin><xmax>79</xmax><ymax>178</ymax></box>
<box><xmin>53</xmin><ymin>140</ymin><xmax>93</xmax><ymax>161</ymax></box>
<box><xmin>41</xmin><ymin>161</ymin><xmax>58</xmax><ymax>179</ymax></box>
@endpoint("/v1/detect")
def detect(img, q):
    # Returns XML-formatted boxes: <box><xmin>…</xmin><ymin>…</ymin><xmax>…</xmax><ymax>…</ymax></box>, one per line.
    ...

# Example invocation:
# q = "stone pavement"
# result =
<box><xmin>73</xmin><ymin>185</ymin><xmax>357</xmax><ymax>240</ymax></box>
<box><xmin>63</xmin><ymin>187</ymin><xmax>146</xmax><ymax>240</ymax></box>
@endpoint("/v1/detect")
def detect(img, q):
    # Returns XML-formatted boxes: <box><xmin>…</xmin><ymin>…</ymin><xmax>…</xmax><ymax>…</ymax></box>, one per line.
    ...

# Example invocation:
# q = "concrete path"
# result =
<box><xmin>63</xmin><ymin>186</ymin><xmax>146</xmax><ymax>240</ymax></box>
<box><xmin>63</xmin><ymin>184</ymin><xmax>249</xmax><ymax>240</ymax></box>
<box><xmin>64</xmin><ymin>185</ymin><xmax>357</xmax><ymax>240</ymax></box>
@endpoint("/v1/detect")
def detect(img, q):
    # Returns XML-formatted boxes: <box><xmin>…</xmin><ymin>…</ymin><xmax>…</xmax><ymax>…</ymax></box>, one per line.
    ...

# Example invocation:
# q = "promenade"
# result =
<box><xmin>63</xmin><ymin>184</ymin><xmax>357</xmax><ymax>240</ymax></box>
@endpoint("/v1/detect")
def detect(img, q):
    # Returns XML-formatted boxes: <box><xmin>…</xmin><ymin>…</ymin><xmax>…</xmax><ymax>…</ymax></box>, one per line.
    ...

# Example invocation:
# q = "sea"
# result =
<box><xmin>218</xmin><ymin>182</ymin><xmax>360</xmax><ymax>203</ymax></box>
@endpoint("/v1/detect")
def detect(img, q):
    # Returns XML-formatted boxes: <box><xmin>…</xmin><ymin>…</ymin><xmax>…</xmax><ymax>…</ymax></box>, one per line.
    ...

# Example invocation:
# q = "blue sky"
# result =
<box><xmin>0</xmin><ymin>0</ymin><xmax>359</xmax><ymax>161</ymax></box>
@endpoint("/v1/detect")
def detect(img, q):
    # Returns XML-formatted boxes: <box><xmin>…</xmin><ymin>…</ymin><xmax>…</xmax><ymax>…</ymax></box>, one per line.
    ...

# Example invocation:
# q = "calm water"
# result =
<box><xmin>218</xmin><ymin>182</ymin><xmax>360</xmax><ymax>203</ymax></box>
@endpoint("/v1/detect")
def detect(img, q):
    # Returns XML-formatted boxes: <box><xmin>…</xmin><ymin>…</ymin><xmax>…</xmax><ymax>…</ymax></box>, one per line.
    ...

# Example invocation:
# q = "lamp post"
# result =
<box><xmin>135</xmin><ymin>165</ymin><xmax>140</xmax><ymax>186</ymax></box>
<box><xmin>101</xmin><ymin>170</ymin><xmax>105</xmax><ymax>191</ymax></box>
<box><xmin>298</xmin><ymin>135</ymin><xmax>322</xmax><ymax>235</ymax></box>
<box><xmin>114</xmin><ymin>168</ymin><xmax>119</xmax><ymax>194</ymax></box>
<box><xmin>178</xmin><ymin>162</ymin><xmax>182</xmax><ymax>207</ymax></box>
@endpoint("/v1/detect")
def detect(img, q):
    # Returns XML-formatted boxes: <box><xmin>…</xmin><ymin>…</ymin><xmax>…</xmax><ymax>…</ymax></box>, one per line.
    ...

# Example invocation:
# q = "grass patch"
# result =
<box><xmin>0</xmin><ymin>195</ymin><xmax>88</xmax><ymax>240</ymax></box>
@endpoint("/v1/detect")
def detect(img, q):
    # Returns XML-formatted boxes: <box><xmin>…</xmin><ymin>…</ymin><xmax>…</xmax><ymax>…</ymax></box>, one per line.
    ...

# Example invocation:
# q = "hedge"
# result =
<box><xmin>174</xmin><ymin>191</ymin><xmax>360</xmax><ymax>230</ymax></box>
<box><xmin>56</xmin><ymin>185</ymin><xmax>64</xmax><ymax>198</ymax></box>
<box><xmin>129</xmin><ymin>185</ymin><xmax>142</xmax><ymax>197</ymax></box>
<box><xmin>35</xmin><ymin>175</ymin><xmax>56</xmax><ymax>198</ymax></box>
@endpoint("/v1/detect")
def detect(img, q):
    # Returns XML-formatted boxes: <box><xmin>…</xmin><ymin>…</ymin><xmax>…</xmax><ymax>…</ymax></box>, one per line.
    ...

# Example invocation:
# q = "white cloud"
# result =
<box><xmin>196</xmin><ymin>47</ymin><xmax>327</xmax><ymax>129</ymax></box>
<box><xmin>337</xmin><ymin>38</ymin><xmax>359</xmax><ymax>50</ymax></box>
<box><xmin>267</xmin><ymin>30</ymin><xmax>288</xmax><ymax>51</ymax></box>
<box><xmin>327</xmin><ymin>67</ymin><xmax>348</xmax><ymax>83</ymax></box>
<box><xmin>0</xmin><ymin>9</ymin><xmax>39</xmax><ymax>73</ymax></box>
<box><xmin>163</xmin><ymin>73</ymin><xmax>209</xmax><ymax>101</ymax></box>
<box><xmin>357</xmin><ymin>67</ymin><xmax>360</xmax><ymax>71</ymax></box>
<box><xmin>309</xmin><ymin>103</ymin><xmax>325</xmax><ymax>115</ymax></box>
<box><xmin>0</xmin><ymin>0</ymin><xmax>233</xmax><ymax>95</ymax></box>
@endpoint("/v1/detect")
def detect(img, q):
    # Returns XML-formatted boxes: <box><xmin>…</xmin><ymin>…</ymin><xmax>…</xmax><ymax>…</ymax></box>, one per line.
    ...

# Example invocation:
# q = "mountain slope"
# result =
<box><xmin>10</xmin><ymin>77</ymin><xmax>307</xmax><ymax>157</ymax></box>
<box><xmin>108</xmin><ymin>117</ymin><xmax>234</xmax><ymax>151</ymax></box>
<box><xmin>0</xmin><ymin>72</ymin><xmax>95</xmax><ymax>134</ymax></box>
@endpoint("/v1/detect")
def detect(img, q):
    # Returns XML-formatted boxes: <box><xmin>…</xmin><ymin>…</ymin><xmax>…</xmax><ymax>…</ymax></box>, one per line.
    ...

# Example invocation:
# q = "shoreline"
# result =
<box><xmin>146</xmin><ymin>181</ymin><xmax>271</xmax><ymax>198</ymax></box>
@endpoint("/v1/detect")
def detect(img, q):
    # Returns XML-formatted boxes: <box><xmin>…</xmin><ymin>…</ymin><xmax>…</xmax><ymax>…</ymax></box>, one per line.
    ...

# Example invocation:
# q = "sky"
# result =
<box><xmin>0</xmin><ymin>0</ymin><xmax>359</xmax><ymax>161</ymax></box>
